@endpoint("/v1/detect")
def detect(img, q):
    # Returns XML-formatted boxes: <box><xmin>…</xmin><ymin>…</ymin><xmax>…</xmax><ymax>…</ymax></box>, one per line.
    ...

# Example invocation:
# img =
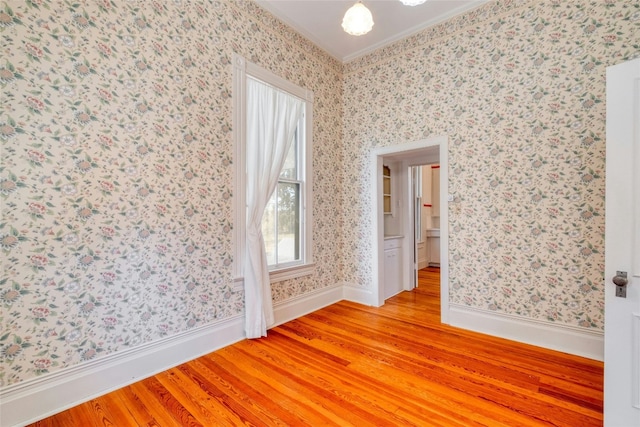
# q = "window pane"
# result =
<box><xmin>276</xmin><ymin>182</ymin><xmax>300</xmax><ymax>263</ymax></box>
<box><xmin>262</xmin><ymin>194</ymin><xmax>277</xmax><ymax>266</ymax></box>
<box><xmin>279</xmin><ymin>129</ymin><xmax>298</xmax><ymax>180</ymax></box>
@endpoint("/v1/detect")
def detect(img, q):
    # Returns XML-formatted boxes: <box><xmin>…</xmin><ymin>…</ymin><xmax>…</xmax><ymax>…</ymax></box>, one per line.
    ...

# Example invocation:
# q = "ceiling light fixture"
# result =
<box><xmin>399</xmin><ymin>0</ymin><xmax>427</xmax><ymax>6</ymax></box>
<box><xmin>342</xmin><ymin>1</ymin><xmax>374</xmax><ymax>36</ymax></box>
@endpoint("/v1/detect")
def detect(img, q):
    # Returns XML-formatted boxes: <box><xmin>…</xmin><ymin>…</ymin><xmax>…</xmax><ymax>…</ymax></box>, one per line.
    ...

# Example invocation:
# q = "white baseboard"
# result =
<box><xmin>272</xmin><ymin>283</ymin><xmax>343</xmax><ymax>327</ymax></box>
<box><xmin>448</xmin><ymin>303</ymin><xmax>604</xmax><ymax>361</ymax></box>
<box><xmin>0</xmin><ymin>315</ymin><xmax>246</xmax><ymax>427</ymax></box>
<box><xmin>342</xmin><ymin>282</ymin><xmax>375</xmax><ymax>306</ymax></box>
<box><xmin>3</xmin><ymin>288</ymin><xmax>603</xmax><ymax>427</ymax></box>
<box><xmin>0</xmin><ymin>283</ymin><xmax>345</xmax><ymax>427</ymax></box>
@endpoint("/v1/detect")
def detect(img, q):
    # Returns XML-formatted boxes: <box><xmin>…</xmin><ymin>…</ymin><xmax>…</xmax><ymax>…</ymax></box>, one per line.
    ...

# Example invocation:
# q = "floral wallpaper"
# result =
<box><xmin>342</xmin><ymin>0</ymin><xmax>639</xmax><ymax>330</ymax></box>
<box><xmin>2</xmin><ymin>0</ymin><xmax>637</xmax><ymax>393</ymax></box>
<box><xmin>0</xmin><ymin>0</ymin><xmax>343</xmax><ymax>387</ymax></box>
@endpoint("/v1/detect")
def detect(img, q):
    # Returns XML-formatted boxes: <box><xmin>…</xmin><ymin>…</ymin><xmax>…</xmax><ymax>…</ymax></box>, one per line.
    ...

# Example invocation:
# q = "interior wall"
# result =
<box><xmin>0</xmin><ymin>1</ymin><xmax>343</xmax><ymax>388</ymax></box>
<box><xmin>342</xmin><ymin>0</ymin><xmax>640</xmax><ymax>331</ymax></box>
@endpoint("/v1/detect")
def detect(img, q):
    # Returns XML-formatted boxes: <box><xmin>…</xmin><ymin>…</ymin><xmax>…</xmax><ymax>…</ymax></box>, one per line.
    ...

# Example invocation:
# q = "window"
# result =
<box><xmin>262</xmin><ymin>123</ymin><xmax>305</xmax><ymax>269</ymax></box>
<box><xmin>233</xmin><ymin>55</ymin><xmax>314</xmax><ymax>284</ymax></box>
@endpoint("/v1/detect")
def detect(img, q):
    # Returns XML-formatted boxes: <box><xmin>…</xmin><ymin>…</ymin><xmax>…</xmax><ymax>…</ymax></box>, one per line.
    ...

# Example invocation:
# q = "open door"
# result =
<box><xmin>604</xmin><ymin>57</ymin><xmax>640</xmax><ymax>426</ymax></box>
<box><xmin>411</xmin><ymin>165</ymin><xmax>422</xmax><ymax>290</ymax></box>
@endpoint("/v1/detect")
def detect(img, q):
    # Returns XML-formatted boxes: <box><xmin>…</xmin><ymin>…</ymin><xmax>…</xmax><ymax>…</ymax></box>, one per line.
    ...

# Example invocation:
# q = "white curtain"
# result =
<box><xmin>245</xmin><ymin>78</ymin><xmax>304</xmax><ymax>338</ymax></box>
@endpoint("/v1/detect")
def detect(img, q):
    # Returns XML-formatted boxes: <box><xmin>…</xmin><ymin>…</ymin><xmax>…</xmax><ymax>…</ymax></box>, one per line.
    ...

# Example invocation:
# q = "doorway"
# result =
<box><xmin>371</xmin><ymin>136</ymin><xmax>450</xmax><ymax>324</ymax></box>
<box><xmin>411</xmin><ymin>163</ymin><xmax>441</xmax><ymax>291</ymax></box>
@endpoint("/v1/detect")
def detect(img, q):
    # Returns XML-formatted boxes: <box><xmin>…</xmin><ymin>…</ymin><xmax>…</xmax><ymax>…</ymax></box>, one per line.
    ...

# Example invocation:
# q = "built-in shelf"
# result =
<box><xmin>384</xmin><ymin>234</ymin><xmax>403</xmax><ymax>240</ymax></box>
<box><xmin>383</xmin><ymin>165</ymin><xmax>392</xmax><ymax>215</ymax></box>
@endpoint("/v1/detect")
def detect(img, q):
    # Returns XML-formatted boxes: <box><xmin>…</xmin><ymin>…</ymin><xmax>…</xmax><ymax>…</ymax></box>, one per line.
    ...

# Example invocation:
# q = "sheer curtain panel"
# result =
<box><xmin>245</xmin><ymin>78</ymin><xmax>304</xmax><ymax>338</ymax></box>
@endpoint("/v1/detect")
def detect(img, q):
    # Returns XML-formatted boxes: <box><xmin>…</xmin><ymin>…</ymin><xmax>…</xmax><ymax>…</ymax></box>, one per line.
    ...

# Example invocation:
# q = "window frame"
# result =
<box><xmin>263</xmin><ymin>120</ymin><xmax>305</xmax><ymax>271</ymax></box>
<box><xmin>233</xmin><ymin>54</ymin><xmax>314</xmax><ymax>285</ymax></box>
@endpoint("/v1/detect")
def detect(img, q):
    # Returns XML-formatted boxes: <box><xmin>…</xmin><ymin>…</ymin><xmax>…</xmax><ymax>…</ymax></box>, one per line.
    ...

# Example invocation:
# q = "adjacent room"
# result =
<box><xmin>1</xmin><ymin>0</ymin><xmax>638</xmax><ymax>425</ymax></box>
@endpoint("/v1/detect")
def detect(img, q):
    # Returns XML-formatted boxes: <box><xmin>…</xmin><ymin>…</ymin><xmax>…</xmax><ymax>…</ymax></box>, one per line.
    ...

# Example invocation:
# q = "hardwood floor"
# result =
<box><xmin>30</xmin><ymin>268</ymin><xmax>603</xmax><ymax>426</ymax></box>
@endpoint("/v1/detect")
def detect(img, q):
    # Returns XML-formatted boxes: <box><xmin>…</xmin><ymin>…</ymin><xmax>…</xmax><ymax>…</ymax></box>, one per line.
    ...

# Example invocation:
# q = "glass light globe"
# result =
<box><xmin>342</xmin><ymin>2</ymin><xmax>374</xmax><ymax>36</ymax></box>
<box><xmin>399</xmin><ymin>0</ymin><xmax>427</xmax><ymax>6</ymax></box>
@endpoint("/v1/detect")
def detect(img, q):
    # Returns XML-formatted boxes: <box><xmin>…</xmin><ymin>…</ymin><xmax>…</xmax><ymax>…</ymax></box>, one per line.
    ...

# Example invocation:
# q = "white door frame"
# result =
<box><xmin>371</xmin><ymin>136</ymin><xmax>450</xmax><ymax>324</ymax></box>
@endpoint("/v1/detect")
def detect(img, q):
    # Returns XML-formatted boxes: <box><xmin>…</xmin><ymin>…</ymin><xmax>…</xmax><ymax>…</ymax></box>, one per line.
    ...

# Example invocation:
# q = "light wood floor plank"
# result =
<box><xmin>27</xmin><ymin>268</ymin><xmax>603</xmax><ymax>426</ymax></box>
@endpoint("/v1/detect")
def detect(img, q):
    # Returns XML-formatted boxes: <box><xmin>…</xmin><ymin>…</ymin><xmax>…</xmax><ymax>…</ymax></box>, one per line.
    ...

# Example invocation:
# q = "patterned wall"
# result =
<box><xmin>0</xmin><ymin>0</ymin><xmax>343</xmax><ymax>386</ymax></box>
<box><xmin>342</xmin><ymin>0</ymin><xmax>639</xmax><ymax>329</ymax></box>
<box><xmin>3</xmin><ymin>0</ymin><xmax>638</xmax><ymax>390</ymax></box>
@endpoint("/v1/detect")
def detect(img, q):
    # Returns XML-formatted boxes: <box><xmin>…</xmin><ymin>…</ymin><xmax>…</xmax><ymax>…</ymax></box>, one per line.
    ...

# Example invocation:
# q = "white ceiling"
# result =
<box><xmin>256</xmin><ymin>0</ymin><xmax>488</xmax><ymax>63</ymax></box>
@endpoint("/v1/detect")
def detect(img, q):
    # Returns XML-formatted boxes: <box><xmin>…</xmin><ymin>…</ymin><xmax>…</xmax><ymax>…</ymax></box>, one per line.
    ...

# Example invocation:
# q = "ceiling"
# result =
<box><xmin>256</xmin><ymin>0</ymin><xmax>488</xmax><ymax>63</ymax></box>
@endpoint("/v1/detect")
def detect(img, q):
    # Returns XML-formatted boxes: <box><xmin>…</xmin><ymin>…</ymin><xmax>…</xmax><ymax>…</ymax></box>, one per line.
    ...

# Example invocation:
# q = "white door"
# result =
<box><xmin>412</xmin><ymin>166</ymin><xmax>422</xmax><ymax>289</ymax></box>
<box><xmin>604</xmin><ymin>57</ymin><xmax>640</xmax><ymax>426</ymax></box>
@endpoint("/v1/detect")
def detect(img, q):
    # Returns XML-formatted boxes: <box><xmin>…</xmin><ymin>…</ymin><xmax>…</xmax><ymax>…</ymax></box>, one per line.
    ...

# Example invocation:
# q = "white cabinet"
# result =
<box><xmin>426</xmin><ymin>228</ymin><xmax>440</xmax><ymax>266</ymax></box>
<box><xmin>384</xmin><ymin>237</ymin><xmax>403</xmax><ymax>299</ymax></box>
<box><xmin>417</xmin><ymin>240</ymin><xmax>427</xmax><ymax>270</ymax></box>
